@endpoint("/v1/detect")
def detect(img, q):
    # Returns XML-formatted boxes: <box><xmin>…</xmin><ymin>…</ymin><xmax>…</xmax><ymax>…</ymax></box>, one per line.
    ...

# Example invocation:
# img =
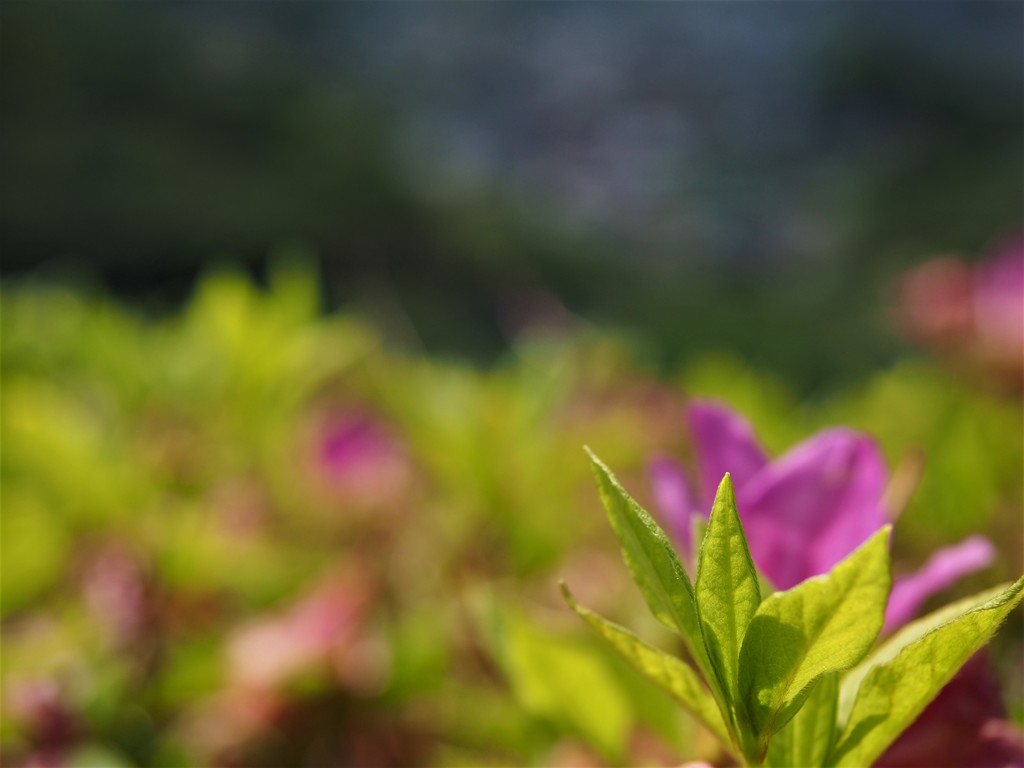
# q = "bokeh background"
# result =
<box><xmin>2</xmin><ymin>3</ymin><xmax>1022</xmax><ymax>767</ymax></box>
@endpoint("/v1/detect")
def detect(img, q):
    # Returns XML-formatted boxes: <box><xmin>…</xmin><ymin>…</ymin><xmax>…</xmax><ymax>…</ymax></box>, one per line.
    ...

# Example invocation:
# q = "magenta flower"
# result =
<box><xmin>896</xmin><ymin>235</ymin><xmax>1024</xmax><ymax>388</ymax></box>
<box><xmin>227</xmin><ymin>569</ymin><xmax>374</xmax><ymax>691</ymax></box>
<box><xmin>309</xmin><ymin>409</ymin><xmax>412</xmax><ymax>507</ymax></box>
<box><xmin>973</xmin><ymin>238</ymin><xmax>1024</xmax><ymax>376</ymax></box>
<box><xmin>650</xmin><ymin>400</ymin><xmax>994</xmax><ymax>624</ymax></box>
<box><xmin>650</xmin><ymin>400</ymin><xmax>1019</xmax><ymax>766</ymax></box>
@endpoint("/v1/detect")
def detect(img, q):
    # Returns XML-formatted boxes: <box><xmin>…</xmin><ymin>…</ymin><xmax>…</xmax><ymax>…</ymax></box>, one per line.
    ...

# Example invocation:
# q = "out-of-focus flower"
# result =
<box><xmin>5</xmin><ymin>678</ymin><xmax>78</xmax><ymax>768</ymax></box>
<box><xmin>185</xmin><ymin>567</ymin><xmax>384</xmax><ymax>759</ymax></box>
<box><xmin>884</xmin><ymin>535</ymin><xmax>996</xmax><ymax>632</ymax></box>
<box><xmin>81</xmin><ymin>545</ymin><xmax>153</xmax><ymax>647</ymax></box>
<box><xmin>226</xmin><ymin>567</ymin><xmax>378</xmax><ymax>692</ymax></box>
<box><xmin>896</xmin><ymin>237</ymin><xmax>1024</xmax><ymax>388</ymax></box>
<box><xmin>308</xmin><ymin>409</ymin><xmax>412</xmax><ymax>508</ymax></box>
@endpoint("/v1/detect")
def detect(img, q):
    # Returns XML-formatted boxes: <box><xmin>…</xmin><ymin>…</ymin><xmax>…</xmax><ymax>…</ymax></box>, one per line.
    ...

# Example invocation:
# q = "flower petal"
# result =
<box><xmin>686</xmin><ymin>400</ymin><xmax>768</xmax><ymax>507</ymax></box>
<box><xmin>884</xmin><ymin>536</ymin><xmax>996</xmax><ymax>632</ymax></box>
<box><xmin>738</xmin><ymin>430</ymin><xmax>888</xmax><ymax>589</ymax></box>
<box><xmin>649</xmin><ymin>456</ymin><xmax>698</xmax><ymax>560</ymax></box>
<box><xmin>973</xmin><ymin>238</ymin><xmax>1024</xmax><ymax>353</ymax></box>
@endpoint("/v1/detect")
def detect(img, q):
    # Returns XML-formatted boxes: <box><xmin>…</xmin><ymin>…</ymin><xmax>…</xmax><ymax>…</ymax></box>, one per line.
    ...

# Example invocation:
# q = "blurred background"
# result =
<box><xmin>2</xmin><ymin>2</ymin><xmax>1022</xmax><ymax>767</ymax></box>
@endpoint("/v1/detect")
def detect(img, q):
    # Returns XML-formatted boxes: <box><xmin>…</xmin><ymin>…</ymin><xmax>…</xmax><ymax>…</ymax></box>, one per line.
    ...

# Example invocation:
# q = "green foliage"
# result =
<box><xmin>2</xmin><ymin>271</ymin><xmax>1021</xmax><ymax>767</ymax></box>
<box><xmin>565</xmin><ymin>452</ymin><xmax>1023</xmax><ymax>767</ymax></box>
<box><xmin>585</xmin><ymin>450</ymin><xmax>715</xmax><ymax>688</ymax></box>
<box><xmin>738</xmin><ymin>527</ymin><xmax>890</xmax><ymax>750</ymax></box>
<box><xmin>829</xmin><ymin>576</ymin><xmax>1024</xmax><ymax>767</ymax></box>
<box><xmin>766</xmin><ymin>672</ymin><xmax>838</xmax><ymax>768</ymax></box>
<box><xmin>695</xmin><ymin>475</ymin><xmax>761</xmax><ymax>726</ymax></box>
<box><xmin>486</xmin><ymin>596</ymin><xmax>686</xmax><ymax>762</ymax></box>
<box><xmin>561</xmin><ymin>584</ymin><xmax>731</xmax><ymax>750</ymax></box>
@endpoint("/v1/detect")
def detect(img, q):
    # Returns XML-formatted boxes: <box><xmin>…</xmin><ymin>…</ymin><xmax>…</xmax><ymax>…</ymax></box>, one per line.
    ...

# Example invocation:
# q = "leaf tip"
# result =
<box><xmin>558</xmin><ymin>580</ymin><xmax>573</xmax><ymax>604</ymax></box>
<box><xmin>714</xmin><ymin>472</ymin><xmax>736</xmax><ymax>502</ymax></box>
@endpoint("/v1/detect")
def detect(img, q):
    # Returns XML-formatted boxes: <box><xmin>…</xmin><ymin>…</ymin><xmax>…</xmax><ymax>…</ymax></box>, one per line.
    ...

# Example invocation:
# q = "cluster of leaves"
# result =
<box><xmin>1</xmin><ymin>269</ymin><xmax>692</xmax><ymax>766</ymax></box>
<box><xmin>2</xmin><ymin>267</ymin><xmax>1022</xmax><ymax>767</ymax></box>
<box><xmin>564</xmin><ymin>452</ymin><xmax>1024</xmax><ymax>767</ymax></box>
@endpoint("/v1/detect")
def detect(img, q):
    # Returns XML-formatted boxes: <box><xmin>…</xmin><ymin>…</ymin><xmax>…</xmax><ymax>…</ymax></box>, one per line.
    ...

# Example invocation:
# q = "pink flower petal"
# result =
<box><xmin>739</xmin><ymin>430</ymin><xmax>888</xmax><ymax>589</ymax></box>
<box><xmin>884</xmin><ymin>536</ymin><xmax>996</xmax><ymax>632</ymax></box>
<box><xmin>686</xmin><ymin>401</ymin><xmax>768</xmax><ymax>507</ymax></box>
<box><xmin>649</xmin><ymin>456</ymin><xmax>698</xmax><ymax>560</ymax></box>
<box><xmin>974</xmin><ymin>238</ymin><xmax>1024</xmax><ymax>357</ymax></box>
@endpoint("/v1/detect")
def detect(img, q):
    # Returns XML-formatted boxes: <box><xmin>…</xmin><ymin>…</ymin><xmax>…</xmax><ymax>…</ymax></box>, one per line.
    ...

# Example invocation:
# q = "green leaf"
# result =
<box><xmin>837</xmin><ymin>581</ymin><xmax>1012</xmax><ymax>726</ymax></box>
<box><xmin>829</xmin><ymin>576</ymin><xmax>1024</xmax><ymax>767</ymax></box>
<box><xmin>493</xmin><ymin>598</ymin><xmax>635</xmax><ymax>761</ymax></box>
<box><xmin>561</xmin><ymin>584</ymin><xmax>733</xmax><ymax>751</ymax></box>
<box><xmin>738</xmin><ymin>527</ymin><xmax>891</xmax><ymax>750</ymax></box>
<box><xmin>766</xmin><ymin>672</ymin><xmax>838</xmax><ymax>768</ymax></box>
<box><xmin>585</xmin><ymin>450</ymin><xmax>713</xmax><ymax>679</ymax></box>
<box><xmin>695</xmin><ymin>474</ymin><xmax>761</xmax><ymax>716</ymax></box>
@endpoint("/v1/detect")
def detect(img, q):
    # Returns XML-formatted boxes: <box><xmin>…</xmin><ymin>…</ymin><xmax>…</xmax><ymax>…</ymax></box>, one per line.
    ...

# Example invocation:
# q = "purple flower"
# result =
<box><xmin>650</xmin><ymin>400</ymin><xmax>994</xmax><ymax>616</ymax></box>
<box><xmin>309</xmin><ymin>409</ymin><xmax>412</xmax><ymax>507</ymax></box>
<box><xmin>650</xmin><ymin>400</ymin><xmax>1019</xmax><ymax>765</ymax></box>
<box><xmin>896</xmin><ymin>235</ymin><xmax>1024</xmax><ymax>388</ymax></box>
<box><xmin>884</xmin><ymin>535</ymin><xmax>996</xmax><ymax>632</ymax></box>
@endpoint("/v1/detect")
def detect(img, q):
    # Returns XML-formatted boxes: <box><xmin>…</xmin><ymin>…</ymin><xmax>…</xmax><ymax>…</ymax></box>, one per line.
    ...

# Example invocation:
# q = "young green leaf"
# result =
<box><xmin>561</xmin><ymin>583</ymin><xmax>733</xmax><ymax>750</ymax></box>
<box><xmin>695</xmin><ymin>474</ymin><xmax>761</xmax><ymax>716</ymax></box>
<box><xmin>829</xmin><ymin>575</ymin><xmax>1024</xmax><ymax>767</ymax></box>
<box><xmin>738</xmin><ymin>527</ymin><xmax>891</xmax><ymax>749</ymax></box>
<box><xmin>493</xmin><ymin>598</ymin><xmax>634</xmax><ymax>761</ymax></box>
<box><xmin>584</xmin><ymin>450</ymin><xmax>714</xmax><ymax>681</ymax></box>
<box><xmin>837</xmin><ymin>580</ymin><xmax>1013</xmax><ymax>726</ymax></box>
<box><xmin>766</xmin><ymin>672</ymin><xmax>838</xmax><ymax>768</ymax></box>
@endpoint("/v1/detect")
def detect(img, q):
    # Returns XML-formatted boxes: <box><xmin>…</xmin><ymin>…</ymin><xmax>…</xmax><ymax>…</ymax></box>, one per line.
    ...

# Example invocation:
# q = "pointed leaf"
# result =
<box><xmin>585</xmin><ymin>450</ymin><xmax>712</xmax><ymax>677</ymax></box>
<box><xmin>838</xmin><ymin>581</ymin><xmax>1012</xmax><ymax>726</ymax></box>
<box><xmin>738</xmin><ymin>527</ymin><xmax>891</xmax><ymax>747</ymax></box>
<box><xmin>695</xmin><ymin>474</ymin><xmax>761</xmax><ymax>713</ymax></box>
<box><xmin>561</xmin><ymin>584</ymin><xmax>733</xmax><ymax>751</ymax></box>
<box><xmin>494</xmin><ymin>599</ymin><xmax>633</xmax><ymax>760</ymax></box>
<box><xmin>829</xmin><ymin>576</ymin><xmax>1024</xmax><ymax>767</ymax></box>
<box><xmin>766</xmin><ymin>672</ymin><xmax>838</xmax><ymax>768</ymax></box>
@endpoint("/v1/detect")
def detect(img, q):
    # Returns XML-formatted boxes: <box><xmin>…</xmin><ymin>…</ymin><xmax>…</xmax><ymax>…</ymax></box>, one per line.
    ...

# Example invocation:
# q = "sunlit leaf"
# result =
<box><xmin>694</xmin><ymin>474</ymin><xmax>760</xmax><ymax>718</ymax></box>
<box><xmin>766</xmin><ymin>672</ymin><xmax>837</xmax><ymax>768</ymax></box>
<box><xmin>829</xmin><ymin>576</ymin><xmax>1024</xmax><ymax>767</ymax></box>
<box><xmin>738</xmin><ymin>527</ymin><xmax>890</xmax><ymax>748</ymax></box>
<box><xmin>837</xmin><ymin>581</ymin><xmax>1012</xmax><ymax>726</ymax></box>
<box><xmin>585</xmin><ymin>450</ymin><xmax>716</xmax><ymax>685</ymax></box>
<box><xmin>561</xmin><ymin>584</ymin><xmax>733</xmax><ymax>751</ymax></box>
<box><xmin>493</xmin><ymin>600</ymin><xmax>634</xmax><ymax>761</ymax></box>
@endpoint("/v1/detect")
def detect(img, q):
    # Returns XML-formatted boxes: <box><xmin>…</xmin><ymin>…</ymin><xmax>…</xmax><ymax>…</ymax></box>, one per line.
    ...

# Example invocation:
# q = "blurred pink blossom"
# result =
<box><xmin>896</xmin><ymin>236</ymin><xmax>1024</xmax><ymax>388</ymax></box>
<box><xmin>81</xmin><ymin>546</ymin><xmax>152</xmax><ymax>646</ymax></box>
<box><xmin>227</xmin><ymin>569</ymin><xmax>375</xmax><ymax>691</ymax></box>
<box><xmin>5</xmin><ymin>678</ymin><xmax>78</xmax><ymax>768</ymax></box>
<box><xmin>187</xmin><ymin>568</ymin><xmax>383</xmax><ymax>758</ymax></box>
<box><xmin>309</xmin><ymin>410</ymin><xmax>412</xmax><ymax>507</ymax></box>
<box><xmin>884</xmin><ymin>535</ymin><xmax>996</xmax><ymax>632</ymax></box>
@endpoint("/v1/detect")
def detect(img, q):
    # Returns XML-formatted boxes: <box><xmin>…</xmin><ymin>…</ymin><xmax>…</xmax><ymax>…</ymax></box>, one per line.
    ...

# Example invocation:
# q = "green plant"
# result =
<box><xmin>563</xmin><ymin>451</ymin><xmax>1024</xmax><ymax>767</ymax></box>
